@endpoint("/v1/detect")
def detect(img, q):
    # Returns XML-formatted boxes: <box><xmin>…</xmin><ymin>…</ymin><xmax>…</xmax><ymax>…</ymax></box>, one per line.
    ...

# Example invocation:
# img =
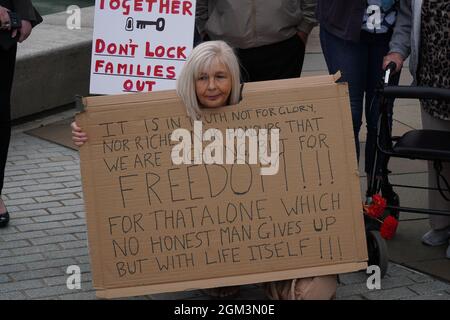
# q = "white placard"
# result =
<box><xmin>90</xmin><ymin>0</ymin><xmax>196</xmax><ymax>95</ymax></box>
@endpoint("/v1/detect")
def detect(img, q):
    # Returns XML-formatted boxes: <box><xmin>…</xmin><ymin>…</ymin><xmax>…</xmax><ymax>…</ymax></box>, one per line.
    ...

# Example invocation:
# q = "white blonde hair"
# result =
<box><xmin>176</xmin><ymin>40</ymin><xmax>241</xmax><ymax>120</ymax></box>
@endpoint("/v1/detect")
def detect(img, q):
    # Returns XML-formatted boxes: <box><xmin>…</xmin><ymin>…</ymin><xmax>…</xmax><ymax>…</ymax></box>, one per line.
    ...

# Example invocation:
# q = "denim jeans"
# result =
<box><xmin>320</xmin><ymin>28</ymin><xmax>399</xmax><ymax>175</ymax></box>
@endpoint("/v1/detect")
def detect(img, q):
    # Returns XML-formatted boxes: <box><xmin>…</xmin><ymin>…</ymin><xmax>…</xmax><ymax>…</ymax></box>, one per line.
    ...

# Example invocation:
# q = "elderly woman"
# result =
<box><xmin>384</xmin><ymin>0</ymin><xmax>450</xmax><ymax>258</ymax></box>
<box><xmin>73</xmin><ymin>40</ymin><xmax>338</xmax><ymax>299</ymax></box>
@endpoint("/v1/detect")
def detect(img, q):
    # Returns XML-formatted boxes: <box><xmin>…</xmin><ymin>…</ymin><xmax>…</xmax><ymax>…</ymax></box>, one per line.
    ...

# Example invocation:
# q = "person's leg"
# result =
<box><xmin>237</xmin><ymin>35</ymin><xmax>305</xmax><ymax>82</ymax></box>
<box><xmin>320</xmin><ymin>27</ymin><xmax>366</xmax><ymax>161</ymax></box>
<box><xmin>0</xmin><ymin>45</ymin><xmax>17</xmax><ymax>222</ymax></box>
<box><xmin>420</xmin><ymin>108</ymin><xmax>450</xmax><ymax>248</ymax></box>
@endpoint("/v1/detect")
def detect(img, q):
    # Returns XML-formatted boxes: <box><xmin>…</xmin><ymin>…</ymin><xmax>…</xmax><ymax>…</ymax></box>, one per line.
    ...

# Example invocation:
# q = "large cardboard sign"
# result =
<box><xmin>89</xmin><ymin>0</ymin><xmax>196</xmax><ymax>95</ymax></box>
<box><xmin>77</xmin><ymin>75</ymin><xmax>368</xmax><ymax>298</ymax></box>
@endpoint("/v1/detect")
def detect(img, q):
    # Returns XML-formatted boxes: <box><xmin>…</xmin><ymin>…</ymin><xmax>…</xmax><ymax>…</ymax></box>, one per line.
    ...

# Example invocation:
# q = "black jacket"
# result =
<box><xmin>316</xmin><ymin>0</ymin><xmax>366</xmax><ymax>42</ymax></box>
<box><xmin>0</xmin><ymin>0</ymin><xmax>43</xmax><ymax>49</ymax></box>
<box><xmin>0</xmin><ymin>0</ymin><xmax>42</xmax><ymax>26</ymax></box>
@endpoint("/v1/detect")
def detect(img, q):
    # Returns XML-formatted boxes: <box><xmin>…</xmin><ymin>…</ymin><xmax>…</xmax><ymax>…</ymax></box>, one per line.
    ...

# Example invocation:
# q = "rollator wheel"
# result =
<box><xmin>366</xmin><ymin>230</ymin><xmax>389</xmax><ymax>278</ymax></box>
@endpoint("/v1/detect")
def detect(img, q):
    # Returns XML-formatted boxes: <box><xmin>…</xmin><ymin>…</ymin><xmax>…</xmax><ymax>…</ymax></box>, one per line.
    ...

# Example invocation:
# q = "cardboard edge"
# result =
<box><xmin>80</xmin><ymin>82</ymin><xmax>345</xmax><ymax>118</ymax></box>
<box><xmin>83</xmin><ymin>74</ymin><xmax>341</xmax><ymax>109</ymax></box>
<box><xmin>75</xmin><ymin>111</ymin><xmax>105</xmax><ymax>289</ymax></box>
<box><xmin>95</xmin><ymin>262</ymin><xmax>368</xmax><ymax>299</ymax></box>
<box><xmin>336</xmin><ymin>83</ymin><xmax>368</xmax><ymax>261</ymax></box>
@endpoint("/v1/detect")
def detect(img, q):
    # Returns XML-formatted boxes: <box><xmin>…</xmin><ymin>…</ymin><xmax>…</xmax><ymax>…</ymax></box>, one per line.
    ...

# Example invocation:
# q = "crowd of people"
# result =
<box><xmin>1</xmin><ymin>0</ymin><xmax>449</xmax><ymax>299</ymax></box>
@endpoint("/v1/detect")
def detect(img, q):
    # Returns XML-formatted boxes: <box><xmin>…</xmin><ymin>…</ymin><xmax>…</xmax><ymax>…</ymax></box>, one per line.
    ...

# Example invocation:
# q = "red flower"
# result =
<box><xmin>372</xmin><ymin>194</ymin><xmax>387</xmax><ymax>209</ymax></box>
<box><xmin>365</xmin><ymin>204</ymin><xmax>384</xmax><ymax>218</ymax></box>
<box><xmin>380</xmin><ymin>216</ymin><xmax>398</xmax><ymax>240</ymax></box>
<box><xmin>363</xmin><ymin>194</ymin><xmax>387</xmax><ymax>218</ymax></box>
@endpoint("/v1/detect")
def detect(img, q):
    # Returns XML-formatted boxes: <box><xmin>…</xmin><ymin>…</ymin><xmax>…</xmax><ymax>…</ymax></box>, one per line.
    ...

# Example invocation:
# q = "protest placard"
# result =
<box><xmin>77</xmin><ymin>74</ymin><xmax>368</xmax><ymax>298</ymax></box>
<box><xmin>89</xmin><ymin>0</ymin><xmax>196</xmax><ymax>94</ymax></box>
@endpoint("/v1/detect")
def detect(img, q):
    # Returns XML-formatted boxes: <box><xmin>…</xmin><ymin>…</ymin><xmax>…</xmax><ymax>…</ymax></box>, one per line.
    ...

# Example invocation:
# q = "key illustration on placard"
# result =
<box><xmin>125</xmin><ymin>17</ymin><xmax>134</xmax><ymax>31</ymax></box>
<box><xmin>137</xmin><ymin>18</ymin><xmax>166</xmax><ymax>31</ymax></box>
<box><xmin>125</xmin><ymin>17</ymin><xmax>166</xmax><ymax>32</ymax></box>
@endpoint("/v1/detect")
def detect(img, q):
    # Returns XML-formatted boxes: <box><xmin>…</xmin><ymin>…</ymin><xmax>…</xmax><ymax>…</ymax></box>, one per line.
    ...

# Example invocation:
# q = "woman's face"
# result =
<box><xmin>195</xmin><ymin>58</ymin><xmax>232</xmax><ymax>109</ymax></box>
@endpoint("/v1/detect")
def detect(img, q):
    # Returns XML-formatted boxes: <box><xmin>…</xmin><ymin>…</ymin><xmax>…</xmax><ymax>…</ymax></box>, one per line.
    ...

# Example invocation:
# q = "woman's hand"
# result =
<box><xmin>0</xmin><ymin>6</ymin><xmax>33</xmax><ymax>42</ymax></box>
<box><xmin>71</xmin><ymin>121</ymin><xmax>88</xmax><ymax>147</ymax></box>
<box><xmin>297</xmin><ymin>31</ymin><xmax>308</xmax><ymax>45</ymax></box>
<box><xmin>12</xmin><ymin>20</ymin><xmax>32</xmax><ymax>42</ymax></box>
<box><xmin>0</xmin><ymin>5</ymin><xmax>11</xmax><ymax>30</ymax></box>
<box><xmin>383</xmin><ymin>52</ymin><xmax>405</xmax><ymax>74</ymax></box>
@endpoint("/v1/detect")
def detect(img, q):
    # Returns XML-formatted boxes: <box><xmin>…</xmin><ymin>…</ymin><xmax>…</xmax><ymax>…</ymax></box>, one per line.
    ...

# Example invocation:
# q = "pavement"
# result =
<box><xmin>1</xmin><ymin>26</ymin><xmax>450</xmax><ymax>300</ymax></box>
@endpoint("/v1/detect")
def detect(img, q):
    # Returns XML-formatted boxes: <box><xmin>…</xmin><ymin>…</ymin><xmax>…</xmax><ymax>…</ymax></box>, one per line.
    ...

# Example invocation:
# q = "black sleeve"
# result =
<box><xmin>13</xmin><ymin>0</ymin><xmax>43</xmax><ymax>27</ymax></box>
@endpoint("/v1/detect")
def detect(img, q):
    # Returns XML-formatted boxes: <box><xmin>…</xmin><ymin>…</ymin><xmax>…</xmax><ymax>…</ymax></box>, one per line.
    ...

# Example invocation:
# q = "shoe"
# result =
<box><xmin>0</xmin><ymin>211</ymin><xmax>9</xmax><ymax>228</ymax></box>
<box><xmin>422</xmin><ymin>228</ymin><xmax>450</xmax><ymax>246</ymax></box>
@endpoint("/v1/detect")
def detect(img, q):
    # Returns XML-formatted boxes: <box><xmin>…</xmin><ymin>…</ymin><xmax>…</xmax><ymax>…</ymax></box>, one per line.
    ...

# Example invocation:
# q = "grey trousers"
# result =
<box><xmin>421</xmin><ymin>108</ymin><xmax>450</xmax><ymax>230</ymax></box>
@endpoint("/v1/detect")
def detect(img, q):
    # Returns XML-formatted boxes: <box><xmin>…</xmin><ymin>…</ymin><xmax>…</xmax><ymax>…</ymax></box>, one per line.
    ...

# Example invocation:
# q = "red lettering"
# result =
<box><xmin>129</xmin><ymin>43</ymin><xmax>138</xmax><ymax>56</ymax></box>
<box><xmin>154</xmin><ymin>65</ymin><xmax>163</xmax><ymax>77</ymax></box>
<box><xmin>110</xmin><ymin>0</ymin><xmax>120</xmax><ymax>10</ymax></box>
<box><xmin>145</xmin><ymin>42</ymin><xmax>154</xmax><ymax>58</ymax></box>
<box><xmin>147</xmin><ymin>0</ymin><xmax>158</xmax><ymax>11</ymax></box>
<box><xmin>123</xmin><ymin>79</ymin><xmax>156</xmax><ymax>92</ymax></box>
<box><xmin>95</xmin><ymin>60</ymin><xmax>105</xmax><ymax>72</ymax></box>
<box><xmin>136</xmin><ymin>80</ymin><xmax>146</xmax><ymax>92</ymax></box>
<box><xmin>171</xmin><ymin>0</ymin><xmax>180</xmax><ymax>14</ymax></box>
<box><xmin>122</xmin><ymin>0</ymin><xmax>130</xmax><ymax>15</ymax></box>
<box><xmin>117</xmin><ymin>63</ymin><xmax>127</xmax><ymax>74</ymax></box>
<box><xmin>137</xmin><ymin>64</ymin><xmax>145</xmax><ymax>76</ymax></box>
<box><xmin>96</xmin><ymin>59</ymin><xmax>177</xmax><ymax>81</ymax></box>
<box><xmin>95</xmin><ymin>39</ymin><xmax>106</xmax><ymax>53</ymax></box>
<box><xmin>166</xmin><ymin>66</ymin><xmax>176</xmax><ymax>79</ymax></box>
<box><xmin>135</xmin><ymin>80</ymin><xmax>156</xmax><ymax>92</ymax></box>
<box><xmin>123</xmin><ymin>79</ymin><xmax>133</xmax><ymax>91</ymax></box>
<box><xmin>118</xmin><ymin>44</ymin><xmax>127</xmax><ymax>56</ymax></box>
<box><xmin>105</xmin><ymin>62</ymin><xmax>114</xmax><ymax>74</ymax></box>
<box><xmin>177</xmin><ymin>46</ymin><xmax>187</xmax><ymax>59</ymax></box>
<box><xmin>183</xmin><ymin>1</ymin><xmax>192</xmax><ymax>15</ymax></box>
<box><xmin>167</xmin><ymin>47</ymin><xmax>175</xmax><ymax>59</ymax></box>
<box><xmin>135</xmin><ymin>0</ymin><xmax>143</xmax><ymax>11</ymax></box>
<box><xmin>145</xmin><ymin>42</ymin><xmax>186</xmax><ymax>59</ymax></box>
<box><xmin>155</xmin><ymin>46</ymin><xmax>165</xmax><ymax>58</ymax></box>
<box><xmin>146</xmin><ymin>80</ymin><xmax>156</xmax><ymax>91</ymax></box>
<box><xmin>96</xmin><ymin>40</ymin><xmax>138</xmax><ymax>57</ymax></box>
<box><xmin>160</xmin><ymin>0</ymin><xmax>170</xmax><ymax>13</ymax></box>
<box><xmin>100</xmin><ymin>0</ymin><xmax>192</xmax><ymax>15</ymax></box>
<box><xmin>107</xmin><ymin>43</ymin><xmax>117</xmax><ymax>55</ymax></box>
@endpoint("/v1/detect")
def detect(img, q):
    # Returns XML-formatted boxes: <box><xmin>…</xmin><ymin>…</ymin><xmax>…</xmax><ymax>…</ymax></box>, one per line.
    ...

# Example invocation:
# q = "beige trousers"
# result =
<box><xmin>265</xmin><ymin>275</ymin><xmax>338</xmax><ymax>300</ymax></box>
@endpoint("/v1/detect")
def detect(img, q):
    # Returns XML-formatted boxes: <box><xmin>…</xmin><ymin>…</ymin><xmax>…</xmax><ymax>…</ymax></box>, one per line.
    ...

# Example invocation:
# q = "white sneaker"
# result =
<box><xmin>421</xmin><ymin>228</ymin><xmax>450</xmax><ymax>246</ymax></box>
<box><xmin>446</xmin><ymin>242</ymin><xmax>450</xmax><ymax>259</ymax></box>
